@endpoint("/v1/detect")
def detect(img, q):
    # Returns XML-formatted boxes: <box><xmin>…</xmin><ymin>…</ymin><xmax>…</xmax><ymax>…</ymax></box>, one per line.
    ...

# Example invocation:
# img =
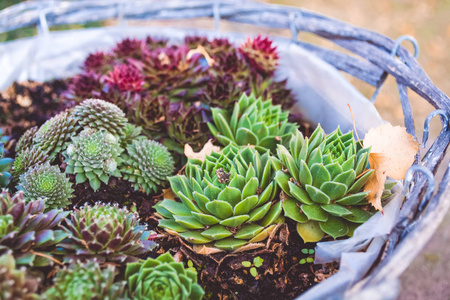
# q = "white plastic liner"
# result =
<box><xmin>0</xmin><ymin>25</ymin><xmax>392</xmax><ymax>299</ymax></box>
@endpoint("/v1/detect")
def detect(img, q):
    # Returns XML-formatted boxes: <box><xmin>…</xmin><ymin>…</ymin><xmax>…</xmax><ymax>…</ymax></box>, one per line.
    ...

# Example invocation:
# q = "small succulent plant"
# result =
<box><xmin>0</xmin><ymin>191</ymin><xmax>69</xmax><ymax>266</ymax></box>
<box><xmin>113</xmin><ymin>37</ymin><xmax>145</xmax><ymax>59</ymax></box>
<box><xmin>66</xmin><ymin>72</ymin><xmax>103</xmax><ymax>102</ymax></box>
<box><xmin>239</xmin><ymin>35</ymin><xmax>279</xmax><ymax>76</ymax></box>
<box><xmin>208</xmin><ymin>93</ymin><xmax>297</xmax><ymax>153</ymax></box>
<box><xmin>17</xmin><ymin>162</ymin><xmax>73</xmax><ymax>210</ymax></box>
<box><xmin>44</xmin><ymin>260</ymin><xmax>125</xmax><ymax>300</ymax></box>
<box><xmin>15</xmin><ymin>126</ymin><xmax>38</xmax><ymax>153</ymax></box>
<box><xmin>12</xmin><ymin>147</ymin><xmax>49</xmax><ymax>182</ymax></box>
<box><xmin>64</xmin><ymin>128</ymin><xmax>123</xmax><ymax>191</ymax></box>
<box><xmin>0</xmin><ymin>253</ymin><xmax>40</xmax><ymax>300</ymax></box>
<box><xmin>129</xmin><ymin>95</ymin><xmax>169</xmax><ymax>138</ymax></box>
<box><xmin>155</xmin><ymin>145</ymin><xmax>283</xmax><ymax>251</ymax></box>
<box><xmin>121</xmin><ymin>139</ymin><xmax>174</xmax><ymax>194</ymax></box>
<box><xmin>105</xmin><ymin>64</ymin><xmax>145</xmax><ymax>93</ymax></box>
<box><xmin>272</xmin><ymin>126</ymin><xmax>394</xmax><ymax>242</ymax></box>
<box><xmin>32</xmin><ymin>111</ymin><xmax>80</xmax><ymax>161</ymax></box>
<box><xmin>71</xmin><ymin>99</ymin><xmax>128</xmax><ymax>136</ymax></box>
<box><xmin>0</xmin><ymin>137</ymin><xmax>13</xmax><ymax>189</ymax></box>
<box><xmin>126</xmin><ymin>252</ymin><xmax>204</xmax><ymax>300</ymax></box>
<box><xmin>83</xmin><ymin>51</ymin><xmax>112</xmax><ymax>73</ymax></box>
<box><xmin>58</xmin><ymin>203</ymin><xmax>156</xmax><ymax>263</ymax></box>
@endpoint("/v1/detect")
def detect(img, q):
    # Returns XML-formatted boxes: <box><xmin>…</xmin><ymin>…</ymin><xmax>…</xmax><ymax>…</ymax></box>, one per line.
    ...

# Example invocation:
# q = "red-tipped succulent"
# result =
<box><xmin>105</xmin><ymin>64</ymin><xmax>145</xmax><ymax>93</ymax></box>
<box><xmin>83</xmin><ymin>51</ymin><xmax>112</xmax><ymax>73</ymax></box>
<box><xmin>66</xmin><ymin>72</ymin><xmax>103</xmax><ymax>102</ymax></box>
<box><xmin>113</xmin><ymin>38</ymin><xmax>145</xmax><ymax>59</ymax></box>
<box><xmin>239</xmin><ymin>35</ymin><xmax>279</xmax><ymax>75</ymax></box>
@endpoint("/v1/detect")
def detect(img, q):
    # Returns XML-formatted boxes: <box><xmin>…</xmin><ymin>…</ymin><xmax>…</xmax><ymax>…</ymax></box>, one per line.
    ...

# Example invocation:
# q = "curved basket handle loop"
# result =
<box><xmin>422</xmin><ymin>109</ymin><xmax>449</xmax><ymax>148</ymax></box>
<box><xmin>402</xmin><ymin>165</ymin><xmax>435</xmax><ymax>212</ymax></box>
<box><xmin>370</xmin><ymin>35</ymin><xmax>420</xmax><ymax>103</ymax></box>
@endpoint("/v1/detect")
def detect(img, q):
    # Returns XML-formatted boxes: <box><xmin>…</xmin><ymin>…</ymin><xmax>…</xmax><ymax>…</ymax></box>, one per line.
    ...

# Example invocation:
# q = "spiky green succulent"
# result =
<box><xmin>155</xmin><ymin>145</ymin><xmax>283</xmax><ymax>251</ymax></box>
<box><xmin>121</xmin><ymin>139</ymin><xmax>174</xmax><ymax>194</ymax></box>
<box><xmin>32</xmin><ymin>111</ymin><xmax>80</xmax><ymax>160</ymax></box>
<box><xmin>17</xmin><ymin>162</ymin><xmax>73</xmax><ymax>210</ymax></box>
<box><xmin>273</xmin><ymin>126</ymin><xmax>395</xmax><ymax>242</ymax></box>
<box><xmin>44</xmin><ymin>260</ymin><xmax>125</xmax><ymax>300</ymax></box>
<box><xmin>12</xmin><ymin>146</ymin><xmax>49</xmax><ymax>182</ymax></box>
<box><xmin>0</xmin><ymin>139</ymin><xmax>13</xmax><ymax>189</ymax></box>
<box><xmin>71</xmin><ymin>98</ymin><xmax>128</xmax><ymax>136</ymax></box>
<box><xmin>58</xmin><ymin>203</ymin><xmax>157</xmax><ymax>263</ymax></box>
<box><xmin>0</xmin><ymin>253</ymin><xmax>40</xmax><ymax>300</ymax></box>
<box><xmin>64</xmin><ymin>128</ymin><xmax>123</xmax><ymax>191</ymax></box>
<box><xmin>208</xmin><ymin>93</ymin><xmax>297</xmax><ymax>153</ymax></box>
<box><xmin>15</xmin><ymin>126</ymin><xmax>38</xmax><ymax>154</ymax></box>
<box><xmin>120</xmin><ymin>123</ymin><xmax>145</xmax><ymax>147</ymax></box>
<box><xmin>126</xmin><ymin>252</ymin><xmax>204</xmax><ymax>300</ymax></box>
<box><xmin>0</xmin><ymin>191</ymin><xmax>69</xmax><ymax>266</ymax></box>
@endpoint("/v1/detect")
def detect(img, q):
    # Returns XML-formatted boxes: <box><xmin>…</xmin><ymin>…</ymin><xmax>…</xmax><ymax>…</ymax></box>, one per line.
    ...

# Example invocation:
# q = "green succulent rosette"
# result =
<box><xmin>0</xmin><ymin>191</ymin><xmax>69</xmax><ymax>266</ymax></box>
<box><xmin>15</xmin><ymin>126</ymin><xmax>38</xmax><ymax>154</ymax></box>
<box><xmin>12</xmin><ymin>146</ymin><xmax>49</xmax><ymax>182</ymax></box>
<box><xmin>126</xmin><ymin>252</ymin><xmax>204</xmax><ymax>300</ymax></box>
<box><xmin>207</xmin><ymin>93</ymin><xmax>298</xmax><ymax>153</ymax></box>
<box><xmin>155</xmin><ymin>145</ymin><xmax>283</xmax><ymax>251</ymax></box>
<box><xmin>58</xmin><ymin>203</ymin><xmax>157</xmax><ymax>263</ymax></box>
<box><xmin>71</xmin><ymin>98</ymin><xmax>128</xmax><ymax>136</ymax></box>
<box><xmin>44</xmin><ymin>260</ymin><xmax>125</xmax><ymax>300</ymax></box>
<box><xmin>32</xmin><ymin>111</ymin><xmax>80</xmax><ymax>161</ymax></box>
<box><xmin>17</xmin><ymin>162</ymin><xmax>73</xmax><ymax>210</ymax></box>
<box><xmin>0</xmin><ymin>253</ymin><xmax>40</xmax><ymax>300</ymax></box>
<box><xmin>0</xmin><ymin>139</ymin><xmax>13</xmax><ymax>189</ymax></box>
<box><xmin>121</xmin><ymin>139</ymin><xmax>174</xmax><ymax>194</ymax></box>
<box><xmin>64</xmin><ymin>128</ymin><xmax>123</xmax><ymax>191</ymax></box>
<box><xmin>272</xmin><ymin>126</ymin><xmax>395</xmax><ymax>242</ymax></box>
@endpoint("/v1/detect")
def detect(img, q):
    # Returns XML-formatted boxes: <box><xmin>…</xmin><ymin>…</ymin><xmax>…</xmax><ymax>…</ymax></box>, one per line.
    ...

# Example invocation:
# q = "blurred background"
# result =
<box><xmin>1</xmin><ymin>0</ymin><xmax>449</xmax><ymax>298</ymax></box>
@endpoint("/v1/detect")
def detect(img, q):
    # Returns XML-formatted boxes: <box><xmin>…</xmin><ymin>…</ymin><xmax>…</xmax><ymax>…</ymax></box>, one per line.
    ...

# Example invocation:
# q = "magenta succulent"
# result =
<box><xmin>239</xmin><ymin>35</ymin><xmax>279</xmax><ymax>75</ymax></box>
<box><xmin>82</xmin><ymin>51</ymin><xmax>112</xmax><ymax>73</ymax></box>
<box><xmin>113</xmin><ymin>38</ymin><xmax>145</xmax><ymax>59</ymax></box>
<box><xmin>105</xmin><ymin>64</ymin><xmax>145</xmax><ymax>92</ymax></box>
<box><xmin>67</xmin><ymin>72</ymin><xmax>103</xmax><ymax>102</ymax></box>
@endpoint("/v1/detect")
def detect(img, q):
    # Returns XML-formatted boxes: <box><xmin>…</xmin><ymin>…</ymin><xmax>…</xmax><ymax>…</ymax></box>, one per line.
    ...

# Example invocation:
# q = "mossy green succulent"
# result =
<box><xmin>208</xmin><ymin>93</ymin><xmax>298</xmax><ymax>153</ymax></box>
<box><xmin>71</xmin><ymin>98</ymin><xmax>128</xmax><ymax>136</ymax></box>
<box><xmin>121</xmin><ymin>139</ymin><xmax>174</xmax><ymax>194</ymax></box>
<box><xmin>12</xmin><ymin>146</ymin><xmax>49</xmax><ymax>182</ymax></box>
<box><xmin>126</xmin><ymin>252</ymin><xmax>204</xmax><ymax>300</ymax></box>
<box><xmin>17</xmin><ymin>162</ymin><xmax>73</xmax><ymax>210</ymax></box>
<box><xmin>32</xmin><ymin>111</ymin><xmax>80</xmax><ymax>161</ymax></box>
<box><xmin>44</xmin><ymin>260</ymin><xmax>125</xmax><ymax>300</ymax></box>
<box><xmin>64</xmin><ymin>128</ymin><xmax>123</xmax><ymax>191</ymax></box>
<box><xmin>155</xmin><ymin>144</ymin><xmax>283</xmax><ymax>251</ymax></box>
<box><xmin>272</xmin><ymin>126</ymin><xmax>395</xmax><ymax>242</ymax></box>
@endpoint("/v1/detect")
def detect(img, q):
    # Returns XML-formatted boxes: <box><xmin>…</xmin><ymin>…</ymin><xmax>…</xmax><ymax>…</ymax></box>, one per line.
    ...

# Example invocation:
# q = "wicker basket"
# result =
<box><xmin>1</xmin><ymin>0</ymin><xmax>449</xmax><ymax>298</ymax></box>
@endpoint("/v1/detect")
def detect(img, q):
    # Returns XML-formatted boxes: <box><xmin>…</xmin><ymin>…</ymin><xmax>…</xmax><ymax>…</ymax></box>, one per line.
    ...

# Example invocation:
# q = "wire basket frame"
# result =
<box><xmin>1</xmin><ymin>0</ymin><xmax>449</xmax><ymax>297</ymax></box>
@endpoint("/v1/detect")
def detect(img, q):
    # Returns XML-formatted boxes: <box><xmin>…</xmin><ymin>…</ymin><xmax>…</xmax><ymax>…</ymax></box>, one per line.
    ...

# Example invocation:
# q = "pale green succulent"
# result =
<box><xmin>272</xmin><ymin>125</ymin><xmax>395</xmax><ymax>242</ymax></box>
<box><xmin>32</xmin><ymin>111</ymin><xmax>80</xmax><ymax>161</ymax></box>
<box><xmin>121</xmin><ymin>139</ymin><xmax>174</xmax><ymax>194</ymax></box>
<box><xmin>71</xmin><ymin>98</ymin><xmax>128</xmax><ymax>136</ymax></box>
<box><xmin>64</xmin><ymin>128</ymin><xmax>123</xmax><ymax>191</ymax></box>
<box><xmin>208</xmin><ymin>93</ymin><xmax>298</xmax><ymax>153</ymax></box>
<box><xmin>17</xmin><ymin>162</ymin><xmax>73</xmax><ymax>210</ymax></box>
<box><xmin>155</xmin><ymin>144</ymin><xmax>283</xmax><ymax>251</ymax></box>
<box><xmin>12</xmin><ymin>146</ymin><xmax>49</xmax><ymax>182</ymax></box>
<box><xmin>15</xmin><ymin>126</ymin><xmax>38</xmax><ymax>154</ymax></box>
<box><xmin>126</xmin><ymin>252</ymin><xmax>204</xmax><ymax>300</ymax></box>
<box><xmin>44</xmin><ymin>260</ymin><xmax>126</xmax><ymax>300</ymax></box>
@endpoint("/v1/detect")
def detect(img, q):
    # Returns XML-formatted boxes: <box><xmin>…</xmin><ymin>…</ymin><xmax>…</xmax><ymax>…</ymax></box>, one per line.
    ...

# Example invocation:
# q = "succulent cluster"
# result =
<box><xmin>155</xmin><ymin>145</ymin><xmax>283</xmax><ymax>250</ymax></box>
<box><xmin>208</xmin><ymin>93</ymin><xmax>298</xmax><ymax>153</ymax></box>
<box><xmin>64</xmin><ymin>35</ymin><xmax>295</xmax><ymax>156</ymax></box>
<box><xmin>0</xmin><ymin>253</ymin><xmax>40</xmax><ymax>300</ymax></box>
<box><xmin>58</xmin><ymin>203</ymin><xmax>156</xmax><ymax>263</ymax></box>
<box><xmin>12</xmin><ymin>146</ymin><xmax>49</xmax><ymax>182</ymax></box>
<box><xmin>18</xmin><ymin>162</ymin><xmax>73</xmax><ymax>210</ymax></box>
<box><xmin>272</xmin><ymin>126</ymin><xmax>394</xmax><ymax>242</ymax></box>
<box><xmin>126</xmin><ymin>252</ymin><xmax>204</xmax><ymax>300</ymax></box>
<box><xmin>44</xmin><ymin>260</ymin><xmax>125</xmax><ymax>300</ymax></box>
<box><xmin>0</xmin><ymin>191</ymin><xmax>68</xmax><ymax>266</ymax></box>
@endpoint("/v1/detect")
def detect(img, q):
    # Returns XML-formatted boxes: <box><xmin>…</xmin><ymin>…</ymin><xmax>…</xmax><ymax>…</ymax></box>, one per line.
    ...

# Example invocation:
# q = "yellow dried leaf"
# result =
<box><xmin>186</xmin><ymin>45</ymin><xmax>215</xmax><ymax>66</ymax></box>
<box><xmin>193</xmin><ymin>244</ymin><xmax>225</xmax><ymax>255</ymax></box>
<box><xmin>184</xmin><ymin>139</ymin><xmax>220</xmax><ymax>162</ymax></box>
<box><xmin>362</xmin><ymin>123</ymin><xmax>419</xmax><ymax>211</ymax></box>
<box><xmin>232</xmin><ymin>243</ymin><xmax>265</xmax><ymax>253</ymax></box>
<box><xmin>162</xmin><ymin>188</ymin><xmax>176</xmax><ymax>200</ymax></box>
<box><xmin>363</xmin><ymin>123</ymin><xmax>419</xmax><ymax>180</ymax></box>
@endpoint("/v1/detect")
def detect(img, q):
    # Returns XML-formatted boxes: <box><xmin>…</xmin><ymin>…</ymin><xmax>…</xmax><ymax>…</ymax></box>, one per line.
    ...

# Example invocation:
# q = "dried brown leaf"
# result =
<box><xmin>193</xmin><ymin>244</ymin><xmax>225</xmax><ymax>255</ymax></box>
<box><xmin>232</xmin><ymin>243</ymin><xmax>265</xmax><ymax>253</ymax></box>
<box><xmin>187</xmin><ymin>45</ymin><xmax>215</xmax><ymax>66</ymax></box>
<box><xmin>162</xmin><ymin>188</ymin><xmax>176</xmax><ymax>200</ymax></box>
<box><xmin>364</xmin><ymin>153</ymin><xmax>387</xmax><ymax>212</ymax></box>
<box><xmin>184</xmin><ymin>139</ymin><xmax>220</xmax><ymax>162</ymax></box>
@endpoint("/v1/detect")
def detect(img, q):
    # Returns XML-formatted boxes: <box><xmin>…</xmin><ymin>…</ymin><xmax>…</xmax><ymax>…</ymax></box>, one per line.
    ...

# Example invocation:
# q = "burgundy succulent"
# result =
<box><xmin>145</xmin><ymin>36</ymin><xmax>168</xmax><ymax>50</ymax></box>
<box><xmin>105</xmin><ymin>64</ymin><xmax>145</xmax><ymax>93</ymax></box>
<box><xmin>83</xmin><ymin>51</ymin><xmax>112</xmax><ymax>73</ymax></box>
<box><xmin>67</xmin><ymin>72</ymin><xmax>103</xmax><ymax>102</ymax></box>
<box><xmin>200</xmin><ymin>73</ymin><xmax>250</xmax><ymax>110</ymax></box>
<box><xmin>113</xmin><ymin>38</ymin><xmax>145</xmax><ymax>59</ymax></box>
<box><xmin>239</xmin><ymin>35</ymin><xmax>279</xmax><ymax>75</ymax></box>
<box><xmin>129</xmin><ymin>95</ymin><xmax>169</xmax><ymax>138</ymax></box>
<box><xmin>164</xmin><ymin>101</ymin><xmax>211</xmax><ymax>154</ymax></box>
